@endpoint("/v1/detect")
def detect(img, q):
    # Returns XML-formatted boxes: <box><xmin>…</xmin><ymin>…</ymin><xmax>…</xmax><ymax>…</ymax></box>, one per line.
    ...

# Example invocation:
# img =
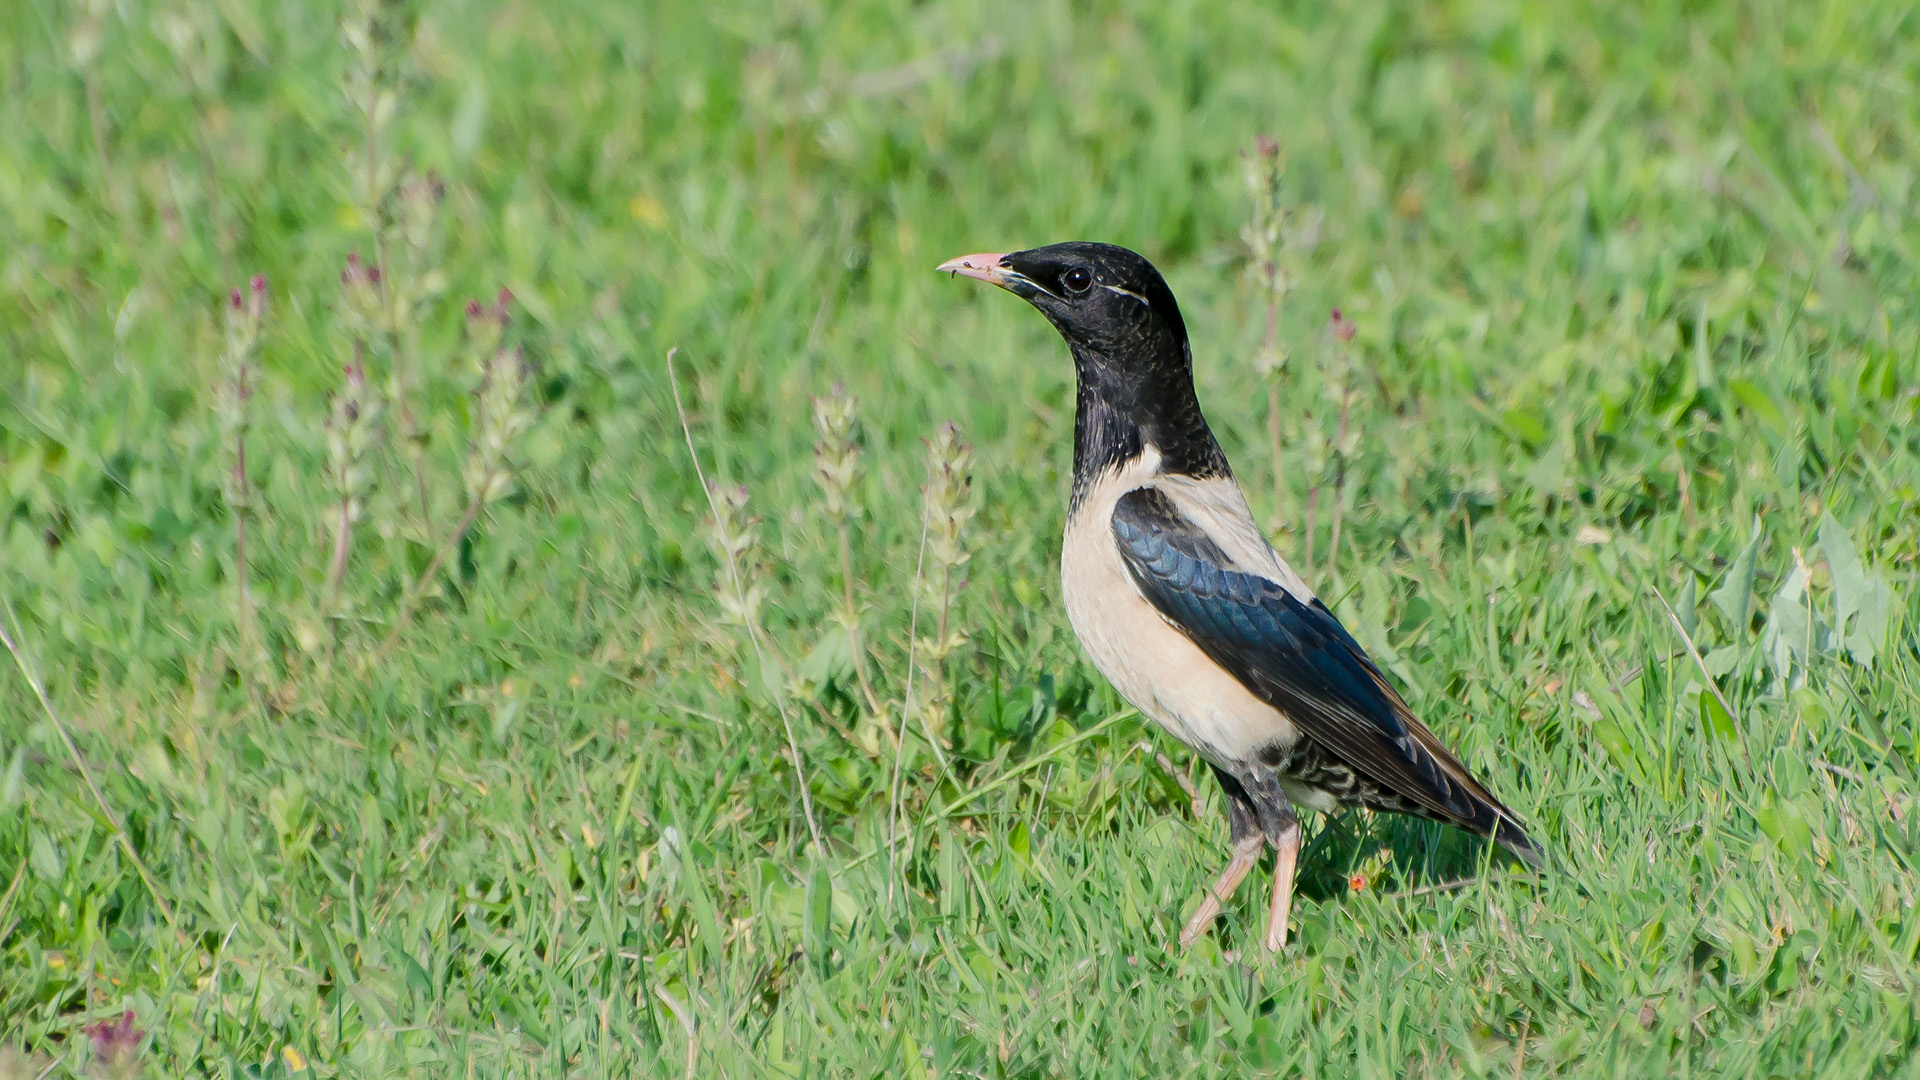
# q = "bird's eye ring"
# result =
<box><xmin>1061</xmin><ymin>267</ymin><xmax>1092</xmax><ymax>295</ymax></box>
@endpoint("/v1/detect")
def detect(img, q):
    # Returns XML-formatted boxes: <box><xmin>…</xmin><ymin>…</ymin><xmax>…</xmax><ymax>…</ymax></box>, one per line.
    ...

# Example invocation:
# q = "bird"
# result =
<box><xmin>935</xmin><ymin>242</ymin><xmax>1540</xmax><ymax>952</ymax></box>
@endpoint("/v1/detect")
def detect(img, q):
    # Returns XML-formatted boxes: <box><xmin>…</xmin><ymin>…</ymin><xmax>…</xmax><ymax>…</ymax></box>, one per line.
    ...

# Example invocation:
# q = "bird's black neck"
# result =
<box><xmin>1068</xmin><ymin>340</ymin><xmax>1230</xmax><ymax>512</ymax></box>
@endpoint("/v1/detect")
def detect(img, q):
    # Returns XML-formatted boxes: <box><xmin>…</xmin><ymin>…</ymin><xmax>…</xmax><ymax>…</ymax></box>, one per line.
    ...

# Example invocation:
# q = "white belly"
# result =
<box><xmin>1059</xmin><ymin>454</ymin><xmax>1300</xmax><ymax>768</ymax></box>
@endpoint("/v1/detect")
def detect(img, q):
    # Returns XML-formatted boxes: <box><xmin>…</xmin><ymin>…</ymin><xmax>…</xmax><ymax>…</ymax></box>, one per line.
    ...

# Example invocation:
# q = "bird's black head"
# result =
<box><xmin>937</xmin><ymin>241</ymin><xmax>1228</xmax><ymax>503</ymax></box>
<box><xmin>939</xmin><ymin>242</ymin><xmax>1189</xmax><ymax>360</ymax></box>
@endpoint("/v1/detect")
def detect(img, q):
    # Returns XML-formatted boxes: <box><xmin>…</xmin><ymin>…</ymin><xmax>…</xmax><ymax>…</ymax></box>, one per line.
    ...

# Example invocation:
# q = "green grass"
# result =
<box><xmin>4</xmin><ymin>0</ymin><xmax>1920</xmax><ymax>1075</ymax></box>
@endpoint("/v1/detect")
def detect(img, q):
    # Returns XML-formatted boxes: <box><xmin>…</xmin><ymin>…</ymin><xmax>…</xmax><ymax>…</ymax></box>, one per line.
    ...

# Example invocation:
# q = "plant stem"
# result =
<box><xmin>1303</xmin><ymin>482</ymin><xmax>1319</xmax><ymax>579</ymax></box>
<box><xmin>384</xmin><ymin>280</ymin><xmax>433</xmax><ymax>533</ymax></box>
<box><xmin>379</xmin><ymin>485</ymin><xmax>486</xmax><ymax>658</ymax></box>
<box><xmin>1676</xmin><ymin>449</ymin><xmax>1695</xmax><ymax>527</ymax></box>
<box><xmin>666</xmin><ymin>350</ymin><xmax>824</xmax><ymax>856</ymax></box>
<box><xmin>1268</xmin><ymin>382</ymin><xmax>1284</xmax><ymax>533</ymax></box>
<box><xmin>359</xmin><ymin>56</ymin><xmax>434</xmax><ymax>533</ymax></box>
<box><xmin>193</xmin><ymin>106</ymin><xmax>234</xmax><ymax>284</ymax></box>
<box><xmin>234</xmin><ymin>504</ymin><xmax>253</xmax><ymax>661</ymax></box>
<box><xmin>322</xmin><ymin>347</ymin><xmax>361</xmax><ymax>617</ymax></box>
<box><xmin>400</xmin><ymin>329</ymin><xmax>436</xmax><ymax>533</ymax></box>
<box><xmin>903</xmin><ymin>517</ymin><xmax>952</xmax><ymax>778</ymax></box>
<box><xmin>82</xmin><ymin>70</ymin><xmax>137</xmax><ymax>262</ymax></box>
<box><xmin>838</xmin><ymin>522</ymin><xmax>886</xmax><ymax>724</ymax></box>
<box><xmin>886</xmin><ymin>512</ymin><xmax>932</xmax><ymax>907</ymax></box>
<box><xmin>365</xmin><ymin>72</ymin><xmax>383</xmax><ymax>280</ymax></box>
<box><xmin>83</xmin><ymin>71</ymin><xmax>112</xmax><ymax>190</ymax></box>
<box><xmin>1261</xmin><ymin>271</ymin><xmax>1284</xmax><ymax>530</ymax></box>
<box><xmin>928</xmin><ymin>564</ymin><xmax>956</xmax><ymax>751</ymax></box>
<box><xmin>324</xmin><ymin>498</ymin><xmax>353</xmax><ymax>609</ymax></box>
<box><xmin>1327</xmin><ymin>362</ymin><xmax>1353</xmax><ymax>584</ymax></box>
<box><xmin>232</xmin><ymin>378</ymin><xmax>256</xmax><ymax>678</ymax></box>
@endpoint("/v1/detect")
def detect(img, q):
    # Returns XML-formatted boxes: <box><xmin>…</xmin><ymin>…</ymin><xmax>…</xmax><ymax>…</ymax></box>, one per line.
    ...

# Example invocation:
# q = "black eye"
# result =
<box><xmin>1062</xmin><ymin>267</ymin><xmax>1092</xmax><ymax>295</ymax></box>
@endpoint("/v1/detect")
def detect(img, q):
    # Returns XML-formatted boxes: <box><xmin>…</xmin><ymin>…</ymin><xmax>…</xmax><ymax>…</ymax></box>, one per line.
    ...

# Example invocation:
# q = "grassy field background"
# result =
<box><xmin>3</xmin><ymin>0</ymin><xmax>1920</xmax><ymax>1075</ymax></box>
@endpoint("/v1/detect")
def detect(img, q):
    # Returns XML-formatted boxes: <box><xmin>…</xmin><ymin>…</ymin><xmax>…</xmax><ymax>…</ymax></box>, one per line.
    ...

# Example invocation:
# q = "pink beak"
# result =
<box><xmin>934</xmin><ymin>252</ymin><xmax>1015</xmax><ymax>286</ymax></box>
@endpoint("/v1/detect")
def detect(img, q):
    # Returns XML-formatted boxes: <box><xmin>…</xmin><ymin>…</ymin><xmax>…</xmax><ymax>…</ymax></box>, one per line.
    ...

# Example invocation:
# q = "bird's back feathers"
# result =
<box><xmin>1110</xmin><ymin>484</ymin><xmax>1540</xmax><ymax>866</ymax></box>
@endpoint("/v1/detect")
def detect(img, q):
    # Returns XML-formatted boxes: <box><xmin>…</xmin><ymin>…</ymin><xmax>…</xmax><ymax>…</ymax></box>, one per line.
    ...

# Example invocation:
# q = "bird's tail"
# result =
<box><xmin>1398</xmin><ymin>710</ymin><xmax>1545</xmax><ymax>871</ymax></box>
<box><xmin>1492</xmin><ymin>815</ymin><xmax>1544</xmax><ymax>871</ymax></box>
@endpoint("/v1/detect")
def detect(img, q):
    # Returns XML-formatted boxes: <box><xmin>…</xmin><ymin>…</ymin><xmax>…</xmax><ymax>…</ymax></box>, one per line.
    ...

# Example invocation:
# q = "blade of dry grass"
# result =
<box><xmin>0</xmin><ymin>608</ymin><xmax>175</xmax><ymax>927</ymax></box>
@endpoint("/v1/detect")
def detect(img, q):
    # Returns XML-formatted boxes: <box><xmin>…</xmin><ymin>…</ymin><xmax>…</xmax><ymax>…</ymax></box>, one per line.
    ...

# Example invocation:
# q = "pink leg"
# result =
<box><xmin>1264</xmin><ymin>817</ymin><xmax>1302</xmax><ymax>951</ymax></box>
<box><xmin>1179</xmin><ymin>830</ymin><xmax>1266</xmax><ymax>949</ymax></box>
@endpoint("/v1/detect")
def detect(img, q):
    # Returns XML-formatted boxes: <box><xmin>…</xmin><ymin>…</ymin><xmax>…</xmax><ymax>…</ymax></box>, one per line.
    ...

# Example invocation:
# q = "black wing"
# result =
<box><xmin>1111</xmin><ymin>487</ymin><xmax>1538</xmax><ymax>864</ymax></box>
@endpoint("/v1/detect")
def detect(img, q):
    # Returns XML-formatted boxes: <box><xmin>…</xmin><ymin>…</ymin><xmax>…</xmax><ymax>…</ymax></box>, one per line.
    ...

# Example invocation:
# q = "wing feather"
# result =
<box><xmin>1112</xmin><ymin>487</ymin><xmax>1539</xmax><ymax>863</ymax></box>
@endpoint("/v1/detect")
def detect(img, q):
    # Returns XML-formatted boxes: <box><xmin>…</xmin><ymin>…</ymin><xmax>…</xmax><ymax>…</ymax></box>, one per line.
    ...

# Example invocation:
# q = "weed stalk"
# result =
<box><xmin>1325</xmin><ymin>308</ymin><xmax>1359</xmax><ymax>582</ymax></box>
<box><xmin>668</xmin><ymin>350</ymin><xmax>826</xmax><ymax>856</ymax></box>
<box><xmin>321</xmin><ymin>353</ymin><xmax>379</xmax><ymax>615</ymax></box>
<box><xmin>886</xmin><ymin>503</ymin><xmax>932</xmax><ymax>909</ymax></box>
<box><xmin>380</xmin><ymin>291</ymin><xmax>532</xmax><ymax>654</ymax></box>
<box><xmin>154</xmin><ymin>5</ymin><xmax>234</xmax><ymax>278</ymax></box>
<box><xmin>342</xmin><ymin>0</ymin><xmax>438</xmax><ymax>530</ymax></box>
<box><xmin>1242</xmin><ymin>138</ymin><xmax>1294</xmax><ymax>529</ymax></box>
<box><xmin>216</xmin><ymin>277</ymin><xmax>268</xmax><ymax>678</ymax></box>
<box><xmin>387</xmin><ymin>172</ymin><xmax>449</xmax><ymax>529</ymax></box>
<box><xmin>67</xmin><ymin>0</ymin><xmax>133</xmax><ymax>255</ymax></box>
<box><xmin>917</xmin><ymin>422</ymin><xmax>975</xmax><ymax>757</ymax></box>
<box><xmin>810</xmin><ymin>384</ymin><xmax>887</xmax><ymax>736</ymax></box>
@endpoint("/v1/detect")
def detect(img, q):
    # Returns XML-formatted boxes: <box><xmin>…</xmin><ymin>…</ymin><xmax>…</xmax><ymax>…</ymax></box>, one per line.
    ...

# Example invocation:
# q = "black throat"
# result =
<box><xmin>1068</xmin><ymin>339</ymin><xmax>1230</xmax><ymax>512</ymax></box>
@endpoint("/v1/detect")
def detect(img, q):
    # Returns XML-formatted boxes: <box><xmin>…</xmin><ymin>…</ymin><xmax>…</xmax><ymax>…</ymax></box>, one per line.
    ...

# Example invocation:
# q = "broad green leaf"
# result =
<box><xmin>1819</xmin><ymin>512</ymin><xmax>1893</xmax><ymax>667</ymax></box>
<box><xmin>1711</xmin><ymin>521</ymin><xmax>1763</xmax><ymax>633</ymax></box>
<box><xmin>1699</xmin><ymin>689</ymin><xmax>1735</xmax><ymax>741</ymax></box>
<box><xmin>29</xmin><ymin>829</ymin><xmax>62</xmax><ymax>883</ymax></box>
<box><xmin>1592</xmin><ymin>713</ymin><xmax>1652</xmax><ymax>791</ymax></box>
<box><xmin>1660</xmin><ymin>355</ymin><xmax>1700</xmax><ymax>427</ymax></box>
<box><xmin>797</xmin><ymin>622</ymin><xmax>855</xmax><ymax>687</ymax></box>
<box><xmin>1501</xmin><ymin>406</ymin><xmax>1549</xmax><ymax>447</ymax></box>
<box><xmin>1008</xmin><ymin>819</ymin><xmax>1031</xmax><ymax>859</ymax></box>
<box><xmin>1765</xmin><ymin>930</ymin><xmax>1819</xmax><ymax>995</ymax></box>
<box><xmin>452</xmin><ymin>79</ymin><xmax>489</xmax><ymax>160</ymax></box>
<box><xmin>1820</xmin><ymin>513</ymin><xmax>1866</xmax><ymax>603</ymax></box>
<box><xmin>1676</xmin><ymin>573</ymin><xmax>1699</xmax><ymax>639</ymax></box>
<box><xmin>1703</xmin><ymin>645</ymin><xmax>1742</xmax><ymax>678</ymax></box>
<box><xmin>1849</xmin><ymin>584</ymin><xmax>1893</xmax><ymax>668</ymax></box>
<box><xmin>1859</xmin><ymin>346</ymin><xmax>1900</xmax><ymax>400</ymax></box>
<box><xmin>1756</xmin><ymin>790</ymin><xmax>1812</xmax><ymax>858</ymax></box>
<box><xmin>0</xmin><ymin>747</ymin><xmax>22</xmax><ymax>807</ymax></box>
<box><xmin>402</xmin><ymin>951</ymin><xmax>433</xmax><ymax>999</ymax></box>
<box><xmin>1525</xmin><ymin>436</ymin><xmax>1570</xmax><ymax>497</ymax></box>
<box><xmin>1727</xmin><ymin>377</ymin><xmax>1785</xmax><ymax>429</ymax></box>
<box><xmin>1761</xmin><ymin>563</ymin><xmax>1813</xmax><ymax>686</ymax></box>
